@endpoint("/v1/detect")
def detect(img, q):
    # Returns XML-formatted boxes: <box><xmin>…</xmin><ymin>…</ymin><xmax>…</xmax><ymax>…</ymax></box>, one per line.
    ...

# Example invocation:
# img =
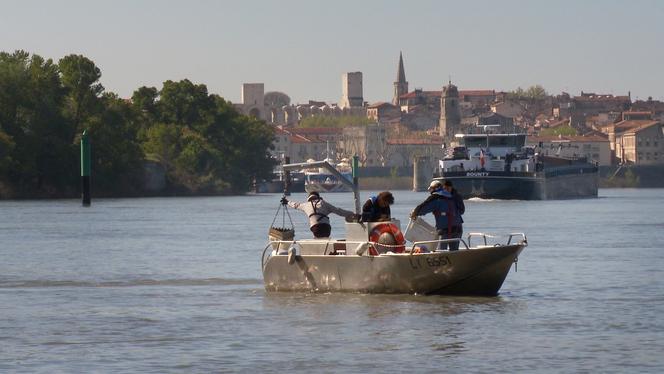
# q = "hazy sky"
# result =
<box><xmin>2</xmin><ymin>0</ymin><xmax>663</xmax><ymax>104</ymax></box>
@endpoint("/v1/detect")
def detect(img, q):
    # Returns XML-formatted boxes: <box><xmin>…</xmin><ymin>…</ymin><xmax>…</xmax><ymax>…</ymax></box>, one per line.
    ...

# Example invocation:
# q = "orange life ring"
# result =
<box><xmin>368</xmin><ymin>223</ymin><xmax>406</xmax><ymax>255</ymax></box>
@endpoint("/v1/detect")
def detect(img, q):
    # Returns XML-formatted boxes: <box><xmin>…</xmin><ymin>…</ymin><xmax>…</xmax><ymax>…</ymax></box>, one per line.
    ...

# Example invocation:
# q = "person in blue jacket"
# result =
<box><xmin>360</xmin><ymin>191</ymin><xmax>394</xmax><ymax>222</ymax></box>
<box><xmin>410</xmin><ymin>180</ymin><xmax>463</xmax><ymax>250</ymax></box>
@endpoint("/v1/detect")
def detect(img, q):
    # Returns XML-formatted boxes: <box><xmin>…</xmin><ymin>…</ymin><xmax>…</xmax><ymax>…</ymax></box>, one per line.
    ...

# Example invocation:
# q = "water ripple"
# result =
<box><xmin>0</xmin><ymin>278</ymin><xmax>262</xmax><ymax>288</ymax></box>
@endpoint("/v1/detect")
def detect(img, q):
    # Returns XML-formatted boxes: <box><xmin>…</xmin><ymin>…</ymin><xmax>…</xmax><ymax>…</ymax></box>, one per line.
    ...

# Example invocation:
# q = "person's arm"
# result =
<box><xmin>287</xmin><ymin>200</ymin><xmax>305</xmax><ymax>212</ymax></box>
<box><xmin>411</xmin><ymin>196</ymin><xmax>435</xmax><ymax>217</ymax></box>
<box><xmin>415</xmin><ymin>200</ymin><xmax>436</xmax><ymax>216</ymax></box>
<box><xmin>455</xmin><ymin>194</ymin><xmax>465</xmax><ymax>215</ymax></box>
<box><xmin>323</xmin><ymin>201</ymin><xmax>354</xmax><ymax>218</ymax></box>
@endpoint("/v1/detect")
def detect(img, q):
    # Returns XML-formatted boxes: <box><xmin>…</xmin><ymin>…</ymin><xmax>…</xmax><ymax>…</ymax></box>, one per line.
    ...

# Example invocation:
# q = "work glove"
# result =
<box><xmin>409</xmin><ymin>210</ymin><xmax>417</xmax><ymax>219</ymax></box>
<box><xmin>280</xmin><ymin>197</ymin><xmax>288</xmax><ymax>205</ymax></box>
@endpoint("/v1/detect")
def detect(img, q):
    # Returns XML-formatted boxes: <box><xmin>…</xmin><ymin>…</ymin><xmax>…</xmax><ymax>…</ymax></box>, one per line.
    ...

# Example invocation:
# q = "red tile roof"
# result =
<box><xmin>289</xmin><ymin>135</ymin><xmax>313</xmax><ymax>143</ymax></box>
<box><xmin>387</xmin><ymin>138</ymin><xmax>443</xmax><ymax>145</ymax></box>
<box><xmin>368</xmin><ymin>102</ymin><xmax>396</xmax><ymax>109</ymax></box>
<box><xmin>614</xmin><ymin>120</ymin><xmax>660</xmax><ymax>134</ymax></box>
<box><xmin>459</xmin><ymin>90</ymin><xmax>495</xmax><ymax>98</ymax></box>
<box><xmin>399</xmin><ymin>90</ymin><xmax>441</xmax><ymax>99</ymax></box>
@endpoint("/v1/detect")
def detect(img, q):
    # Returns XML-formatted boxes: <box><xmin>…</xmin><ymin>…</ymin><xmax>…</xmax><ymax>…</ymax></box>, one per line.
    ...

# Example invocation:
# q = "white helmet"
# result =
<box><xmin>428</xmin><ymin>180</ymin><xmax>442</xmax><ymax>192</ymax></box>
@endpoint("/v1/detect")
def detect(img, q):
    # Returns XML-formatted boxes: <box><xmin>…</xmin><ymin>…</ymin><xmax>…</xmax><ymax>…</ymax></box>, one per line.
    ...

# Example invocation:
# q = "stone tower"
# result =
<box><xmin>393</xmin><ymin>52</ymin><xmax>408</xmax><ymax>106</ymax></box>
<box><xmin>439</xmin><ymin>80</ymin><xmax>461</xmax><ymax>140</ymax></box>
<box><xmin>240</xmin><ymin>83</ymin><xmax>265</xmax><ymax>120</ymax></box>
<box><xmin>340</xmin><ymin>72</ymin><xmax>363</xmax><ymax>108</ymax></box>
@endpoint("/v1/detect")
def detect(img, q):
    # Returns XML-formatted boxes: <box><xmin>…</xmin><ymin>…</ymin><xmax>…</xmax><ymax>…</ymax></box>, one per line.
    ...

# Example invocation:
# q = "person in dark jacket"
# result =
<box><xmin>281</xmin><ymin>192</ymin><xmax>354</xmax><ymax>238</ymax></box>
<box><xmin>410</xmin><ymin>180</ymin><xmax>463</xmax><ymax>250</ymax></box>
<box><xmin>360</xmin><ymin>191</ymin><xmax>394</xmax><ymax>222</ymax></box>
<box><xmin>443</xmin><ymin>180</ymin><xmax>465</xmax><ymax>244</ymax></box>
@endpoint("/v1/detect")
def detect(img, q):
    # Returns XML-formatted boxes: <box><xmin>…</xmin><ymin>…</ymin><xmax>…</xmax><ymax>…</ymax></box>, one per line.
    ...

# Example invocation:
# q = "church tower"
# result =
<box><xmin>392</xmin><ymin>52</ymin><xmax>408</xmax><ymax>106</ymax></box>
<box><xmin>439</xmin><ymin>80</ymin><xmax>461</xmax><ymax>140</ymax></box>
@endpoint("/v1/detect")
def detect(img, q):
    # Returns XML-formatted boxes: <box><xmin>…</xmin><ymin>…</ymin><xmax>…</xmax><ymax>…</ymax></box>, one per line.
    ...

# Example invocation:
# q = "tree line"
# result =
<box><xmin>0</xmin><ymin>50</ymin><xmax>276</xmax><ymax>198</ymax></box>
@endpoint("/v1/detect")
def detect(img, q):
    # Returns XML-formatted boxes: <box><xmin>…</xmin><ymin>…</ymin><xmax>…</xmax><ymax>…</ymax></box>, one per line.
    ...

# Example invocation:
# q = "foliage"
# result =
<box><xmin>298</xmin><ymin>115</ymin><xmax>372</xmax><ymax>128</ymax></box>
<box><xmin>0</xmin><ymin>129</ymin><xmax>14</xmax><ymax>174</ymax></box>
<box><xmin>540</xmin><ymin>125</ymin><xmax>577</xmax><ymax>136</ymax></box>
<box><xmin>508</xmin><ymin>85</ymin><xmax>548</xmax><ymax>100</ymax></box>
<box><xmin>139</xmin><ymin>81</ymin><xmax>276</xmax><ymax>193</ymax></box>
<box><xmin>0</xmin><ymin>50</ymin><xmax>276</xmax><ymax>198</ymax></box>
<box><xmin>0</xmin><ymin>50</ymin><xmax>76</xmax><ymax>197</ymax></box>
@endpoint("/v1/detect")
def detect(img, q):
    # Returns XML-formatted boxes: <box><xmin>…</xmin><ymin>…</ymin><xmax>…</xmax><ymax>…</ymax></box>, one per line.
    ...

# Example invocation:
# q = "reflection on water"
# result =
<box><xmin>1</xmin><ymin>189</ymin><xmax>664</xmax><ymax>372</ymax></box>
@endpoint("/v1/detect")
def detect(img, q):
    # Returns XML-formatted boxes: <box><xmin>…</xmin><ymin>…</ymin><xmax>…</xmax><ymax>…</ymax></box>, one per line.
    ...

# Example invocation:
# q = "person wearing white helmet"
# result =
<box><xmin>410</xmin><ymin>180</ymin><xmax>463</xmax><ymax>250</ymax></box>
<box><xmin>281</xmin><ymin>192</ymin><xmax>355</xmax><ymax>238</ymax></box>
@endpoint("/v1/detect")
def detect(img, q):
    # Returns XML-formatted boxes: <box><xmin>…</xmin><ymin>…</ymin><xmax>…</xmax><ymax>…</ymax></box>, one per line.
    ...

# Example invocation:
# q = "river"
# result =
<box><xmin>1</xmin><ymin>189</ymin><xmax>663</xmax><ymax>372</ymax></box>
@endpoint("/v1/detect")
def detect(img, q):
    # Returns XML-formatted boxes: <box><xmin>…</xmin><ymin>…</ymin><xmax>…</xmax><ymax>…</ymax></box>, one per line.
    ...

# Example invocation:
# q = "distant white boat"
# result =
<box><xmin>303</xmin><ymin>158</ymin><xmax>352</xmax><ymax>193</ymax></box>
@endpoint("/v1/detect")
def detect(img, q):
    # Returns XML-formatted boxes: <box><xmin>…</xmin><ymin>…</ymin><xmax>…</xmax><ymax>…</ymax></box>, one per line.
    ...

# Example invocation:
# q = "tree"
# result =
<box><xmin>0</xmin><ymin>129</ymin><xmax>14</xmax><ymax>174</ymax></box>
<box><xmin>525</xmin><ymin>85</ymin><xmax>547</xmax><ymax>100</ymax></box>
<box><xmin>508</xmin><ymin>85</ymin><xmax>548</xmax><ymax>100</ymax></box>
<box><xmin>141</xmin><ymin>81</ymin><xmax>275</xmax><ymax>194</ymax></box>
<box><xmin>1</xmin><ymin>51</ymin><xmax>277</xmax><ymax>197</ymax></box>
<box><xmin>158</xmin><ymin>79</ymin><xmax>214</xmax><ymax>128</ymax></box>
<box><xmin>85</xmin><ymin>93</ymin><xmax>144</xmax><ymax>195</ymax></box>
<box><xmin>0</xmin><ymin>50</ymin><xmax>76</xmax><ymax>196</ymax></box>
<box><xmin>131</xmin><ymin>86</ymin><xmax>159</xmax><ymax>121</ymax></box>
<box><xmin>58</xmin><ymin>54</ymin><xmax>104</xmax><ymax>130</ymax></box>
<box><xmin>540</xmin><ymin>125</ymin><xmax>577</xmax><ymax>136</ymax></box>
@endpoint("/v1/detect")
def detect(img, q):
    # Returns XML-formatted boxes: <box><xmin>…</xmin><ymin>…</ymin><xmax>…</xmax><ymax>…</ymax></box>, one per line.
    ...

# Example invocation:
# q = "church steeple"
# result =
<box><xmin>393</xmin><ymin>52</ymin><xmax>408</xmax><ymax>106</ymax></box>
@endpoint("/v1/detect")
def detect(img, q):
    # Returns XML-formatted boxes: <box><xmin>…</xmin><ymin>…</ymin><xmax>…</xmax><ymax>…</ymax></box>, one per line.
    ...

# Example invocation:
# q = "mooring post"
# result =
<box><xmin>352</xmin><ymin>155</ymin><xmax>360</xmax><ymax>213</ymax></box>
<box><xmin>81</xmin><ymin>130</ymin><xmax>91</xmax><ymax>206</ymax></box>
<box><xmin>413</xmin><ymin>156</ymin><xmax>429</xmax><ymax>192</ymax></box>
<box><xmin>283</xmin><ymin>156</ymin><xmax>291</xmax><ymax>196</ymax></box>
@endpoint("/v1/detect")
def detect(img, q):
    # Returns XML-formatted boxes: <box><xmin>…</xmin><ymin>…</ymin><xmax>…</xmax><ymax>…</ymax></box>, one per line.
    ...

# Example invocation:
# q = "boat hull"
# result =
<box><xmin>262</xmin><ymin>244</ymin><xmax>524</xmax><ymax>296</ymax></box>
<box><xmin>435</xmin><ymin>165</ymin><xmax>598</xmax><ymax>200</ymax></box>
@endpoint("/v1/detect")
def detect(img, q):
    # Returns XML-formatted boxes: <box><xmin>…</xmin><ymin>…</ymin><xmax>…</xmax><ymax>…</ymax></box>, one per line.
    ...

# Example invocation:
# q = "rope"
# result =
<box><xmin>270</xmin><ymin>199</ymin><xmax>294</xmax><ymax>230</ymax></box>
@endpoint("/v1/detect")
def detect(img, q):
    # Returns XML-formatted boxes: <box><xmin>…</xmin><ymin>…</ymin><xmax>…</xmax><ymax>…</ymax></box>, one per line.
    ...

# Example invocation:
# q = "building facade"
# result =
<box><xmin>613</xmin><ymin>121</ymin><xmax>664</xmax><ymax>165</ymax></box>
<box><xmin>529</xmin><ymin>135</ymin><xmax>611</xmax><ymax>166</ymax></box>
<box><xmin>339</xmin><ymin>124</ymin><xmax>387</xmax><ymax>166</ymax></box>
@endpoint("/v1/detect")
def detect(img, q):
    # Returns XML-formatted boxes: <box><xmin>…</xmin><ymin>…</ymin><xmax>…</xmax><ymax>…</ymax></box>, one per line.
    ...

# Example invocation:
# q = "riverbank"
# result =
<box><xmin>2</xmin><ymin>164</ymin><xmax>663</xmax><ymax>200</ymax></box>
<box><xmin>599</xmin><ymin>165</ymin><xmax>664</xmax><ymax>188</ymax></box>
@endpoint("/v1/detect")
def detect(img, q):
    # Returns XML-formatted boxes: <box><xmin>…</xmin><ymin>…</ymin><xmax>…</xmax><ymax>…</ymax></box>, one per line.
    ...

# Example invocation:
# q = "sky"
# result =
<box><xmin>2</xmin><ymin>0</ymin><xmax>664</xmax><ymax>104</ymax></box>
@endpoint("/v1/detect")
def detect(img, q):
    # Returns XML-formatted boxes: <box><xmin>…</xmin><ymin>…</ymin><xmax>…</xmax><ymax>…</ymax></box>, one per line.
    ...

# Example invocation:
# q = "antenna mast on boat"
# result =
<box><xmin>476</xmin><ymin>124</ymin><xmax>500</xmax><ymax>150</ymax></box>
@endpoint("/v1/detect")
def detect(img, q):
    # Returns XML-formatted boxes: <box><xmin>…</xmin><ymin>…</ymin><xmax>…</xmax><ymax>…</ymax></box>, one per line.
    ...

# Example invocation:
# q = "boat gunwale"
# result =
<box><xmin>261</xmin><ymin>234</ymin><xmax>527</xmax><ymax>271</ymax></box>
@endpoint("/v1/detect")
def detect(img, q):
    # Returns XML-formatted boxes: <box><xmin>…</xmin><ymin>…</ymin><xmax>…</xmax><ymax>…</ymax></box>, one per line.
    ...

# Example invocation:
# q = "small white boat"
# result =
<box><xmin>303</xmin><ymin>158</ymin><xmax>353</xmax><ymax>193</ymax></box>
<box><xmin>262</xmin><ymin>159</ymin><xmax>527</xmax><ymax>296</ymax></box>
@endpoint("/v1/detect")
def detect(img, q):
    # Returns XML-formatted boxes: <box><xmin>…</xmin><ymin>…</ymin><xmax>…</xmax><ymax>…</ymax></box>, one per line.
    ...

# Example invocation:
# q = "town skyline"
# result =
<box><xmin>2</xmin><ymin>1</ymin><xmax>663</xmax><ymax>104</ymax></box>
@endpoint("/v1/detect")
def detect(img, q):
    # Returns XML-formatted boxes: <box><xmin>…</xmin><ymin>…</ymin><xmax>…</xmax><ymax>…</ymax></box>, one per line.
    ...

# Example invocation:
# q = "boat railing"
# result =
<box><xmin>507</xmin><ymin>233</ymin><xmax>528</xmax><ymax>245</ymax></box>
<box><xmin>262</xmin><ymin>239</ymin><xmax>389</xmax><ymax>269</ymax></box>
<box><xmin>467</xmin><ymin>232</ymin><xmax>495</xmax><ymax>246</ymax></box>
<box><xmin>261</xmin><ymin>232</ymin><xmax>529</xmax><ymax>269</ymax></box>
<box><xmin>466</xmin><ymin>232</ymin><xmax>528</xmax><ymax>247</ymax></box>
